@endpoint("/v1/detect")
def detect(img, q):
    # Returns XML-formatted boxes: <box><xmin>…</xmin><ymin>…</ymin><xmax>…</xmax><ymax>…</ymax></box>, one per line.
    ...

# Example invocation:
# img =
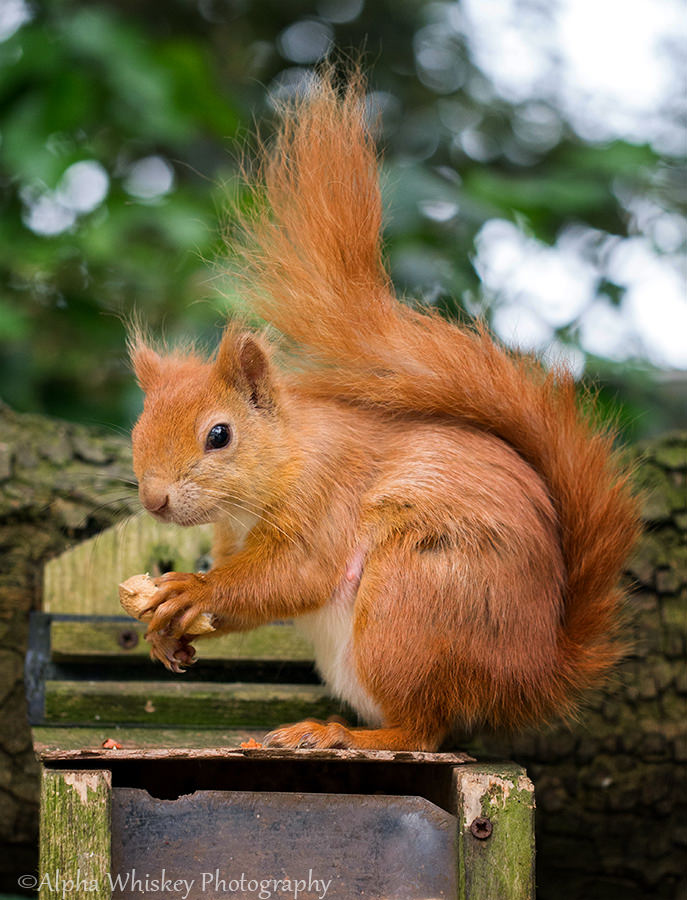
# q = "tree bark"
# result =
<box><xmin>0</xmin><ymin>402</ymin><xmax>137</xmax><ymax>892</ymax></box>
<box><xmin>475</xmin><ymin>432</ymin><xmax>687</xmax><ymax>900</ymax></box>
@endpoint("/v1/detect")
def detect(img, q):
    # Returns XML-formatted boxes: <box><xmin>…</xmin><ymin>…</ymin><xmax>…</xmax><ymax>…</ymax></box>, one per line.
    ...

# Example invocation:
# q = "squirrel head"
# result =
<box><xmin>130</xmin><ymin>324</ymin><xmax>288</xmax><ymax>527</ymax></box>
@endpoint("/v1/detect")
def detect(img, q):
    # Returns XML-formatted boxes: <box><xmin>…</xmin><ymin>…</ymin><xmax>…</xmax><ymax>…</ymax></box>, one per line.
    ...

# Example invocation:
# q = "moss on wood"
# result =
<box><xmin>455</xmin><ymin>763</ymin><xmax>535</xmax><ymax>900</ymax></box>
<box><xmin>44</xmin><ymin>680</ymin><xmax>340</xmax><ymax>727</ymax></box>
<box><xmin>50</xmin><ymin>619</ymin><xmax>314</xmax><ymax>663</ymax></box>
<box><xmin>39</xmin><ymin>769</ymin><xmax>111</xmax><ymax>900</ymax></box>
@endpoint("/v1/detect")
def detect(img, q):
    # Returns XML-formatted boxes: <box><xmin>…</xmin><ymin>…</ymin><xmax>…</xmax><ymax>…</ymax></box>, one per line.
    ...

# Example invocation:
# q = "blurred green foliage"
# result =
<box><xmin>0</xmin><ymin>0</ymin><xmax>683</xmax><ymax>436</ymax></box>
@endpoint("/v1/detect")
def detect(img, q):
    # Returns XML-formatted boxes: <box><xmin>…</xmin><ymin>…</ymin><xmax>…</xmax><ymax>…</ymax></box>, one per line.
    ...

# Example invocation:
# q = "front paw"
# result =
<box><xmin>143</xmin><ymin>571</ymin><xmax>211</xmax><ymax>637</ymax></box>
<box><xmin>147</xmin><ymin>632</ymin><xmax>197</xmax><ymax>674</ymax></box>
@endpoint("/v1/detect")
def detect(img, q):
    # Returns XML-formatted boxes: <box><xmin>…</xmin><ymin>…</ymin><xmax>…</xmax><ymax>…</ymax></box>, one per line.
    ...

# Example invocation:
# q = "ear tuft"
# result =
<box><xmin>237</xmin><ymin>334</ymin><xmax>270</xmax><ymax>405</ymax></box>
<box><xmin>128</xmin><ymin>330</ymin><xmax>163</xmax><ymax>393</ymax></box>
<box><xmin>216</xmin><ymin>326</ymin><xmax>275</xmax><ymax>409</ymax></box>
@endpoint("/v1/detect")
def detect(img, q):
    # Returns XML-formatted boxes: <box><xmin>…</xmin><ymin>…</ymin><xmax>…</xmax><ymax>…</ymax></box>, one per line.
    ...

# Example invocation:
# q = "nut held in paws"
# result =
<box><xmin>118</xmin><ymin>573</ymin><xmax>216</xmax><ymax>634</ymax></box>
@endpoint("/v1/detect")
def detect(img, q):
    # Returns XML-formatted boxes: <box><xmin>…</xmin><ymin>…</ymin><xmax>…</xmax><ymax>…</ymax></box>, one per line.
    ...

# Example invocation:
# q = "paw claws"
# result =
<box><xmin>262</xmin><ymin>730</ymin><xmax>284</xmax><ymax>748</ymax></box>
<box><xmin>263</xmin><ymin>721</ymin><xmax>353</xmax><ymax>750</ymax></box>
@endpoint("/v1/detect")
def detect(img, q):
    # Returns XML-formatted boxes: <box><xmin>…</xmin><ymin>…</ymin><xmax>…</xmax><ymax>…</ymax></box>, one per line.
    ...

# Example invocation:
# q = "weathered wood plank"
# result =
<box><xmin>33</xmin><ymin>725</ymin><xmax>267</xmax><ymax>753</ymax></box>
<box><xmin>51</xmin><ymin>619</ymin><xmax>314</xmax><ymax>663</ymax></box>
<box><xmin>43</xmin><ymin>516</ymin><xmax>213</xmax><ymax>615</ymax></box>
<box><xmin>39</xmin><ymin>768</ymin><xmax>111</xmax><ymax>900</ymax></box>
<box><xmin>39</xmin><ymin>745</ymin><xmax>474</xmax><ymax>765</ymax></box>
<box><xmin>454</xmin><ymin>763</ymin><xmax>535</xmax><ymax>900</ymax></box>
<box><xmin>44</xmin><ymin>680</ymin><xmax>340</xmax><ymax>727</ymax></box>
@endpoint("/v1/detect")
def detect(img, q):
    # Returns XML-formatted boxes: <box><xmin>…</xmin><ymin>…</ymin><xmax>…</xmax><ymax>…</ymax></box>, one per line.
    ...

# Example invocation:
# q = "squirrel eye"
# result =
<box><xmin>205</xmin><ymin>423</ymin><xmax>231</xmax><ymax>451</ymax></box>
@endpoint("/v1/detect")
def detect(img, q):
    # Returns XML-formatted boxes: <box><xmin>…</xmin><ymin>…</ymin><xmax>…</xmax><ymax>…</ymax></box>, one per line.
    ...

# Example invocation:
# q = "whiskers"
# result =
<box><xmin>73</xmin><ymin>472</ymin><xmax>139</xmax><ymax>520</ymax></box>
<box><xmin>88</xmin><ymin>471</ymin><xmax>139</xmax><ymax>491</ymax></box>
<box><xmin>200</xmin><ymin>487</ymin><xmax>305</xmax><ymax>548</ymax></box>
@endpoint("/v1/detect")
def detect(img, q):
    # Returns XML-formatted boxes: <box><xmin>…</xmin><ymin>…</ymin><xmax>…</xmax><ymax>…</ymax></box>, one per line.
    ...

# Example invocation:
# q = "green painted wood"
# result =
<box><xmin>33</xmin><ymin>726</ymin><xmax>265</xmax><ymax>752</ymax></box>
<box><xmin>43</xmin><ymin>516</ymin><xmax>213</xmax><ymax>615</ymax></box>
<box><xmin>454</xmin><ymin>763</ymin><xmax>535</xmax><ymax>900</ymax></box>
<box><xmin>50</xmin><ymin>620</ymin><xmax>314</xmax><ymax>663</ymax></box>
<box><xmin>39</xmin><ymin>768</ymin><xmax>111</xmax><ymax>900</ymax></box>
<box><xmin>44</xmin><ymin>680</ymin><xmax>340</xmax><ymax>728</ymax></box>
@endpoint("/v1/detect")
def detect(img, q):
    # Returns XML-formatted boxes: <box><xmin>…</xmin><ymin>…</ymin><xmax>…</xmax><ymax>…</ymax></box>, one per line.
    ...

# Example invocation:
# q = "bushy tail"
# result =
<box><xmin>231</xmin><ymin>68</ymin><xmax>641</xmax><ymax>707</ymax></box>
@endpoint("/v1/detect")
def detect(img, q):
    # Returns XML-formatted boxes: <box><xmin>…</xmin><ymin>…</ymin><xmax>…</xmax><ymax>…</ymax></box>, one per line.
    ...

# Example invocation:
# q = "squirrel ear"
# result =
<box><xmin>216</xmin><ymin>328</ymin><xmax>275</xmax><ymax>409</ymax></box>
<box><xmin>129</xmin><ymin>340</ymin><xmax>163</xmax><ymax>393</ymax></box>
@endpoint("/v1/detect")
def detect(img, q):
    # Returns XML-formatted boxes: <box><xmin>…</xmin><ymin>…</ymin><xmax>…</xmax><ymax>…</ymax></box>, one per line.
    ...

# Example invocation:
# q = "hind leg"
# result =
<box><xmin>265</xmin><ymin>519</ymin><xmax>563</xmax><ymax>752</ymax></box>
<box><xmin>264</xmin><ymin>536</ymin><xmax>469</xmax><ymax>752</ymax></box>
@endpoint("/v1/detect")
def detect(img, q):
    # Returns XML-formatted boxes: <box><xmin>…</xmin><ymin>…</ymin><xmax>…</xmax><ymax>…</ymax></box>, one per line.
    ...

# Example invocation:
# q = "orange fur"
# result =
<box><xmin>130</xmin><ymin>69</ymin><xmax>640</xmax><ymax>751</ymax></box>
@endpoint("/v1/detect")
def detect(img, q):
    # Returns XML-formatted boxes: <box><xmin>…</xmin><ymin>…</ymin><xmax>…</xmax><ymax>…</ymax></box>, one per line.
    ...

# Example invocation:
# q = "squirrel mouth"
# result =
<box><xmin>155</xmin><ymin>505</ymin><xmax>217</xmax><ymax>528</ymax></box>
<box><xmin>144</xmin><ymin>504</ymin><xmax>189</xmax><ymax>526</ymax></box>
<box><xmin>146</xmin><ymin>506</ymin><xmax>172</xmax><ymax>523</ymax></box>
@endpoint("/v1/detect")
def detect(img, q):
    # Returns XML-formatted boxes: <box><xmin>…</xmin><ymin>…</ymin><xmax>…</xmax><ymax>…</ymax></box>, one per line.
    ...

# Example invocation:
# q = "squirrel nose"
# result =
<box><xmin>139</xmin><ymin>480</ymin><xmax>170</xmax><ymax>514</ymax></box>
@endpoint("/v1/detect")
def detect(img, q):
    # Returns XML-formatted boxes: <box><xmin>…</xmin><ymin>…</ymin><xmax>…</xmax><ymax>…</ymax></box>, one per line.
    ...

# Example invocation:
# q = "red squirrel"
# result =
<box><xmin>129</xmin><ymin>69</ymin><xmax>640</xmax><ymax>751</ymax></box>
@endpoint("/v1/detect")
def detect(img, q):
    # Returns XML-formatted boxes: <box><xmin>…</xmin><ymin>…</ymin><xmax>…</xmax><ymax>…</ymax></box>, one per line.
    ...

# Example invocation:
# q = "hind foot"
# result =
<box><xmin>263</xmin><ymin>720</ymin><xmax>443</xmax><ymax>751</ymax></box>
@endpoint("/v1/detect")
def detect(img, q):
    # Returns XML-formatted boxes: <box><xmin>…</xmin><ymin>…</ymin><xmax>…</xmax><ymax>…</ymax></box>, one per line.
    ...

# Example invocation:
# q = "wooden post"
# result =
<box><xmin>39</xmin><ymin>769</ymin><xmax>112</xmax><ymax>900</ymax></box>
<box><xmin>454</xmin><ymin>763</ymin><xmax>535</xmax><ymax>900</ymax></box>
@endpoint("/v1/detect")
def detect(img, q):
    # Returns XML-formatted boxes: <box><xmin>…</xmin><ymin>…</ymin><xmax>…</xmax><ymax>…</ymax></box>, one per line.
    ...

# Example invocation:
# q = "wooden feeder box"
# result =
<box><xmin>28</xmin><ymin>518</ymin><xmax>536</xmax><ymax>899</ymax></box>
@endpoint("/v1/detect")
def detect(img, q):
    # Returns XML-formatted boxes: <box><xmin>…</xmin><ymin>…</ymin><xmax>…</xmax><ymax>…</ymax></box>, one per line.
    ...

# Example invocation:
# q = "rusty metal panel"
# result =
<box><xmin>111</xmin><ymin>788</ymin><xmax>457</xmax><ymax>899</ymax></box>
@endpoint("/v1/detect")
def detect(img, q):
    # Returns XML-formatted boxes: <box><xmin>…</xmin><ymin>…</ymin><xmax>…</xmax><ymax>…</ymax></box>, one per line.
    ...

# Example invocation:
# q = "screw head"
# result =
<box><xmin>470</xmin><ymin>816</ymin><xmax>493</xmax><ymax>839</ymax></box>
<box><xmin>117</xmin><ymin>628</ymin><xmax>140</xmax><ymax>650</ymax></box>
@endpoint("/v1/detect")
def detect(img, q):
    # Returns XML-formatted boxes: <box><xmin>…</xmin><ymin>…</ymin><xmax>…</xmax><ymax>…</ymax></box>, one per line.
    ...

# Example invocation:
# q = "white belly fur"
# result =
<box><xmin>293</xmin><ymin>597</ymin><xmax>384</xmax><ymax>727</ymax></box>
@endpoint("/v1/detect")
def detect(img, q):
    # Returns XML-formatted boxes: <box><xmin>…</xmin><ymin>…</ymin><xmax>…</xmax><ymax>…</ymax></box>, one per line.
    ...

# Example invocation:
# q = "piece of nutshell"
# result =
<box><xmin>118</xmin><ymin>573</ymin><xmax>215</xmax><ymax>634</ymax></box>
